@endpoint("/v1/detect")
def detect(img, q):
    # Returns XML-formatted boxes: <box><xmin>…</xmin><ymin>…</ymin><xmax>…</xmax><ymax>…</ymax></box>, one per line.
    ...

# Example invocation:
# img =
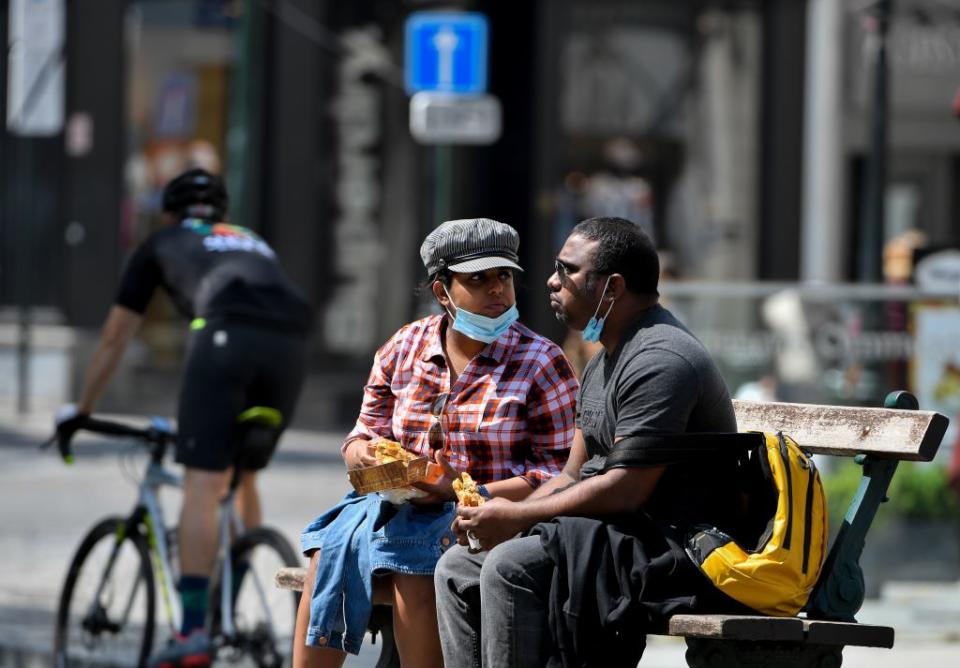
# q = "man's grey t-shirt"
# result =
<box><xmin>576</xmin><ymin>304</ymin><xmax>739</xmax><ymax>530</ymax></box>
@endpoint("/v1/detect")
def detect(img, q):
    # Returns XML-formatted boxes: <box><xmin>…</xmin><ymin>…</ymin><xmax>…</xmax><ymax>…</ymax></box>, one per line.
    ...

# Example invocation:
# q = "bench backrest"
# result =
<box><xmin>733</xmin><ymin>399</ymin><xmax>948</xmax><ymax>461</ymax></box>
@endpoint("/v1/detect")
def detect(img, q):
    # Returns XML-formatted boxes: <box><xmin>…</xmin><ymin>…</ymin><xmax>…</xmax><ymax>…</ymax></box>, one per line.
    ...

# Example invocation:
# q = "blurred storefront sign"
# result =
<box><xmin>847</xmin><ymin>2</ymin><xmax>960</xmax><ymax>118</ymax></box>
<box><xmin>695</xmin><ymin>324</ymin><xmax>914</xmax><ymax>367</ymax></box>
<box><xmin>153</xmin><ymin>73</ymin><xmax>197</xmax><ymax>139</ymax></box>
<box><xmin>322</xmin><ymin>26</ymin><xmax>387</xmax><ymax>355</ymax></box>
<box><xmin>5</xmin><ymin>0</ymin><xmax>65</xmax><ymax>136</ymax></box>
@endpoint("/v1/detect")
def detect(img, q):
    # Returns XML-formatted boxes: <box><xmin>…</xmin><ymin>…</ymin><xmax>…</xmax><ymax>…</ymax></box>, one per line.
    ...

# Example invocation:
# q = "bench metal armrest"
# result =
<box><xmin>805</xmin><ymin>391</ymin><xmax>913</xmax><ymax>622</ymax></box>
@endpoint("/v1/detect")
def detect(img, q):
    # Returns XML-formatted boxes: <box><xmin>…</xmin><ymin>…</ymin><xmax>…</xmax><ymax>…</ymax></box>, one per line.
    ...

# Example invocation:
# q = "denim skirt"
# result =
<box><xmin>301</xmin><ymin>492</ymin><xmax>458</xmax><ymax>575</ymax></box>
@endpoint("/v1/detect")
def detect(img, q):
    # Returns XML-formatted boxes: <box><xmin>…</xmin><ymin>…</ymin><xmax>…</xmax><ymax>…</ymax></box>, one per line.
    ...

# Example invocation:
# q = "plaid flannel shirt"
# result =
<box><xmin>343</xmin><ymin>314</ymin><xmax>578</xmax><ymax>487</ymax></box>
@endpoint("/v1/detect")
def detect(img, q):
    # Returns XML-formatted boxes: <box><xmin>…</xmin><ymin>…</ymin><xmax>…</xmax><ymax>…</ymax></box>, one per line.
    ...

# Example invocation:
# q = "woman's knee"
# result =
<box><xmin>393</xmin><ymin>574</ymin><xmax>436</xmax><ymax>607</ymax></box>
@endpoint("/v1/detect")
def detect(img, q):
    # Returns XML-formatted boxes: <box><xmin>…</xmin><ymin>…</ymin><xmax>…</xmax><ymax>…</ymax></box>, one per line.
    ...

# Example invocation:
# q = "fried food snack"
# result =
<box><xmin>373</xmin><ymin>438</ymin><xmax>419</xmax><ymax>465</ymax></box>
<box><xmin>453</xmin><ymin>472</ymin><xmax>485</xmax><ymax>507</ymax></box>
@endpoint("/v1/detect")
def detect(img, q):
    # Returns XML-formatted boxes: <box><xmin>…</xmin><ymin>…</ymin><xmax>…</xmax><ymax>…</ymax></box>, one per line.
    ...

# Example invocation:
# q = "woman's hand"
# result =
<box><xmin>344</xmin><ymin>438</ymin><xmax>378</xmax><ymax>469</ymax></box>
<box><xmin>453</xmin><ymin>497</ymin><xmax>532</xmax><ymax>551</ymax></box>
<box><xmin>410</xmin><ymin>450</ymin><xmax>459</xmax><ymax>505</ymax></box>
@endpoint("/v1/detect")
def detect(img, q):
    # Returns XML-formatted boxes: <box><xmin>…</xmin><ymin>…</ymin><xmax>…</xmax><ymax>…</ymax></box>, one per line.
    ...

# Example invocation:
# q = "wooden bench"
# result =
<box><xmin>278</xmin><ymin>390</ymin><xmax>949</xmax><ymax>667</ymax></box>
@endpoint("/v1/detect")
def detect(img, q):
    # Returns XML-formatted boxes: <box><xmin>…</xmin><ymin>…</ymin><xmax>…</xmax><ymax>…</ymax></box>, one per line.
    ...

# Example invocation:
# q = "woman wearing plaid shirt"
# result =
<box><xmin>293</xmin><ymin>219</ymin><xmax>579</xmax><ymax>668</ymax></box>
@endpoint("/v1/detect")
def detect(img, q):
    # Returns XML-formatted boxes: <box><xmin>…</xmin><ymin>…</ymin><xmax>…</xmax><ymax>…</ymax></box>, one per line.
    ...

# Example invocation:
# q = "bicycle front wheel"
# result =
<box><xmin>53</xmin><ymin>516</ymin><xmax>156</xmax><ymax>668</ymax></box>
<box><xmin>211</xmin><ymin>526</ymin><xmax>302</xmax><ymax>668</ymax></box>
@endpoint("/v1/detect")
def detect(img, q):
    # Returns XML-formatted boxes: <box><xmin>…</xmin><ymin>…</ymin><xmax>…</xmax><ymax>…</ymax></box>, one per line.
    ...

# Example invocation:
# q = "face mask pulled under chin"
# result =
<box><xmin>442</xmin><ymin>286</ymin><xmax>519</xmax><ymax>344</ymax></box>
<box><xmin>582</xmin><ymin>276</ymin><xmax>615</xmax><ymax>343</ymax></box>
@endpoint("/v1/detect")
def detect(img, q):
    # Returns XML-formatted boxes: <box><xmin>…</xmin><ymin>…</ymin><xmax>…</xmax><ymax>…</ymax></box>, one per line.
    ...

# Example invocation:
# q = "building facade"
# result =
<box><xmin>3</xmin><ymin>0</ymin><xmax>960</xmax><ymax>419</ymax></box>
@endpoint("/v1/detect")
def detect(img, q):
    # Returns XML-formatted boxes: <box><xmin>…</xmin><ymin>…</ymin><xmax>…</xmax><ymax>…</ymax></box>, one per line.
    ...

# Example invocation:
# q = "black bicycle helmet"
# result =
<box><xmin>161</xmin><ymin>168</ymin><xmax>228</xmax><ymax>221</ymax></box>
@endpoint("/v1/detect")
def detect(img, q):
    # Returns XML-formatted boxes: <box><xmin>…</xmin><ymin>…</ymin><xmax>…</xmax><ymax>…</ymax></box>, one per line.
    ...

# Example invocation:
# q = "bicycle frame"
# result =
<box><xmin>68</xmin><ymin>414</ymin><xmax>287</xmax><ymax>658</ymax></box>
<box><xmin>77</xmin><ymin>448</ymin><xmax>183</xmax><ymax>648</ymax></box>
<box><xmin>139</xmin><ymin>459</ymin><xmax>183</xmax><ymax>635</ymax></box>
<box><xmin>116</xmin><ymin>454</ymin><xmax>284</xmax><ymax>648</ymax></box>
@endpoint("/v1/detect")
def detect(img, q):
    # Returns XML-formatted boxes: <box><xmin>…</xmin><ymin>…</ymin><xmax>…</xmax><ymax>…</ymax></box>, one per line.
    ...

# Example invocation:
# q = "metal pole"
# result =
<box><xmin>859</xmin><ymin>0</ymin><xmax>891</xmax><ymax>283</ymax></box>
<box><xmin>226</xmin><ymin>0</ymin><xmax>266</xmax><ymax>230</ymax></box>
<box><xmin>800</xmin><ymin>0</ymin><xmax>845</xmax><ymax>283</ymax></box>
<box><xmin>15</xmin><ymin>136</ymin><xmax>33</xmax><ymax>414</ymax></box>
<box><xmin>434</xmin><ymin>145</ymin><xmax>453</xmax><ymax>225</ymax></box>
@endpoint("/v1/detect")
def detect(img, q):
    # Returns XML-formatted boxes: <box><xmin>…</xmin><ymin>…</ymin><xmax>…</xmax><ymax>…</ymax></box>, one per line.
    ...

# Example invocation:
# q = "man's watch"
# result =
<box><xmin>477</xmin><ymin>484</ymin><xmax>492</xmax><ymax>499</ymax></box>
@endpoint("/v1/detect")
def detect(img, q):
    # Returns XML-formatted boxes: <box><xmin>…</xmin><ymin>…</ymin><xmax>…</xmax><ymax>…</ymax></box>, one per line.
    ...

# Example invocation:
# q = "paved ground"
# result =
<box><xmin>1</xmin><ymin>409</ymin><xmax>958</xmax><ymax>666</ymax></box>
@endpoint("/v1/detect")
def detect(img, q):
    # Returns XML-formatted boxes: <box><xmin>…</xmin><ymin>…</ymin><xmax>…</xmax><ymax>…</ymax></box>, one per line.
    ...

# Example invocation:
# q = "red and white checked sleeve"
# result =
<box><xmin>520</xmin><ymin>345</ymin><xmax>579</xmax><ymax>487</ymax></box>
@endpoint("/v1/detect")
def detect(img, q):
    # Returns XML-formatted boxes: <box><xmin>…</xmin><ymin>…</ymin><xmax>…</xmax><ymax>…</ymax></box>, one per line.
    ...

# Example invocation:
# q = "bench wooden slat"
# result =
<box><xmin>804</xmin><ymin>619</ymin><xmax>894</xmax><ymax>648</ymax></box>
<box><xmin>276</xmin><ymin>566</ymin><xmax>307</xmax><ymax>591</ymax></box>
<box><xmin>668</xmin><ymin>614</ymin><xmax>894</xmax><ymax>648</ymax></box>
<box><xmin>668</xmin><ymin>614</ymin><xmax>804</xmax><ymax>642</ymax></box>
<box><xmin>733</xmin><ymin>400</ymin><xmax>948</xmax><ymax>461</ymax></box>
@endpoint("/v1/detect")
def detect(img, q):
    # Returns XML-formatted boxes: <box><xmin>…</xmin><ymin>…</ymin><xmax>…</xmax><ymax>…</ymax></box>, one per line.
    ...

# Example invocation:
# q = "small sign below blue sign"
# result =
<box><xmin>405</xmin><ymin>12</ymin><xmax>488</xmax><ymax>95</ymax></box>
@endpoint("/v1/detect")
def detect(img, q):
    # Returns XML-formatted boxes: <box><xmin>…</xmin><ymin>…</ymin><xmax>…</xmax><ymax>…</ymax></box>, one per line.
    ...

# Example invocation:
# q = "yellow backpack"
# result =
<box><xmin>685</xmin><ymin>432</ymin><xmax>829</xmax><ymax>616</ymax></box>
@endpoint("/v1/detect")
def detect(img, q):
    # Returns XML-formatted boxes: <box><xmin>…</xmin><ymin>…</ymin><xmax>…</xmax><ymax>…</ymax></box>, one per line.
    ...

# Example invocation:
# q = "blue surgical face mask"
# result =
<box><xmin>582</xmin><ymin>276</ymin><xmax>615</xmax><ymax>343</ymax></box>
<box><xmin>443</xmin><ymin>286</ymin><xmax>519</xmax><ymax>344</ymax></box>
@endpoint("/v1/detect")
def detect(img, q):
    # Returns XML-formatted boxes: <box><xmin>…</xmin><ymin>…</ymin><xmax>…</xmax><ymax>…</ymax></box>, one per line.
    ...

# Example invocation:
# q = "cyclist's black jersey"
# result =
<box><xmin>115</xmin><ymin>219</ymin><xmax>312</xmax><ymax>333</ymax></box>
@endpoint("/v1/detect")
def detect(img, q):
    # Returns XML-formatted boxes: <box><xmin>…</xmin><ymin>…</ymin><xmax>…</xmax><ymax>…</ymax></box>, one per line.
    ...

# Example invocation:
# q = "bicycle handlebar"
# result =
<box><xmin>45</xmin><ymin>415</ymin><xmax>176</xmax><ymax>463</ymax></box>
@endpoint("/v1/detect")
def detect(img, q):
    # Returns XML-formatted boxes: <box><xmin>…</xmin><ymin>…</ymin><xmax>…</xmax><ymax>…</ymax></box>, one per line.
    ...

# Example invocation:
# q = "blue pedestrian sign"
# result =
<box><xmin>405</xmin><ymin>12</ymin><xmax>488</xmax><ymax>95</ymax></box>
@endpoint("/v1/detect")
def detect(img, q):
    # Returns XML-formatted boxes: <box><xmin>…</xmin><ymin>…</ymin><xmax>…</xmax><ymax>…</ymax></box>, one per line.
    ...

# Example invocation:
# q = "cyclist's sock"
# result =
<box><xmin>178</xmin><ymin>575</ymin><xmax>210</xmax><ymax>636</ymax></box>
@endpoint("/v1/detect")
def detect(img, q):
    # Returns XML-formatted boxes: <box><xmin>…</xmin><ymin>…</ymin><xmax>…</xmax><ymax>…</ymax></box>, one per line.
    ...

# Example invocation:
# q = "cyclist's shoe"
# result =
<box><xmin>147</xmin><ymin>630</ymin><xmax>213</xmax><ymax>668</ymax></box>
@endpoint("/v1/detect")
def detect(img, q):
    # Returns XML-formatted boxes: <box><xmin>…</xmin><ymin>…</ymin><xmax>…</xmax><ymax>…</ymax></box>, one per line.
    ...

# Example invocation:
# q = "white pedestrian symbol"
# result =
<box><xmin>433</xmin><ymin>26</ymin><xmax>460</xmax><ymax>89</ymax></box>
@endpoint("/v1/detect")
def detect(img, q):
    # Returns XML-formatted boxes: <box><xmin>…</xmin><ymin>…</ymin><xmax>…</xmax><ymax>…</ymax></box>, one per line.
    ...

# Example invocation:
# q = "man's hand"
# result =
<box><xmin>410</xmin><ymin>450</ymin><xmax>459</xmax><ymax>505</ymax></box>
<box><xmin>344</xmin><ymin>438</ymin><xmax>378</xmax><ymax>469</ymax></box>
<box><xmin>453</xmin><ymin>497</ymin><xmax>532</xmax><ymax>551</ymax></box>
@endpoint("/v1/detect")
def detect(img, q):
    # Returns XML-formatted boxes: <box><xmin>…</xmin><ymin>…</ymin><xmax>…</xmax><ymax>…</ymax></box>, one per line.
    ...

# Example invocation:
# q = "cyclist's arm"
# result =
<box><xmin>77</xmin><ymin>305</ymin><xmax>143</xmax><ymax>414</ymax></box>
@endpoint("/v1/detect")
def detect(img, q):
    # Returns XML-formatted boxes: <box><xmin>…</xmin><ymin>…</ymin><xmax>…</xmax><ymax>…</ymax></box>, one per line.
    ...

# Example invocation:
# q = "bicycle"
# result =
<box><xmin>47</xmin><ymin>411</ymin><xmax>303</xmax><ymax>667</ymax></box>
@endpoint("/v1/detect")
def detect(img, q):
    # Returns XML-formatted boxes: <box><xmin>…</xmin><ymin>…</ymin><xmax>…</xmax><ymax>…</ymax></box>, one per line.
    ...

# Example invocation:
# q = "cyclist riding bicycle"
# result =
<box><xmin>56</xmin><ymin>167</ymin><xmax>313</xmax><ymax>668</ymax></box>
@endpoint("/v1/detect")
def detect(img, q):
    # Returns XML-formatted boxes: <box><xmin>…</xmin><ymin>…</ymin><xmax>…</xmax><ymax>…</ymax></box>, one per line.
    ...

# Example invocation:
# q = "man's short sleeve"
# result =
<box><xmin>614</xmin><ymin>348</ymin><xmax>700</xmax><ymax>437</ymax></box>
<box><xmin>114</xmin><ymin>239</ymin><xmax>162</xmax><ymax>314</ymax></box>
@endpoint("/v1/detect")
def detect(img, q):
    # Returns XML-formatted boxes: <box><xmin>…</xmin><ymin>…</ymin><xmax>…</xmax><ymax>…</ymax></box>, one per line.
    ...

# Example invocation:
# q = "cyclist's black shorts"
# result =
<box><xmin>176</xmin><ymin>321</ymin><xmax>307</xmax><ymax>472</ymax></box>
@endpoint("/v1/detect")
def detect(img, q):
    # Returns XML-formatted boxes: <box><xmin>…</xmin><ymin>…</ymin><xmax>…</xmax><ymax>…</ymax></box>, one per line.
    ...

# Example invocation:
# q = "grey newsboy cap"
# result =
<box><xmin>420</xmin><ymin>218</ymin><xmax>524</xmax><ymax>275</ymax></box>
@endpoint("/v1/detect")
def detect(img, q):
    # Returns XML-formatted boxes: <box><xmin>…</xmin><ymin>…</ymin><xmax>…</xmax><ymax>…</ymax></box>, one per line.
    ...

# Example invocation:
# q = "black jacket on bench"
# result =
<box><xmin>529</xmin><ymin>513</ymin><xmax>754</xmax><ymax>668</ymax></box>
<box><xmin>527</xmin><ymin>434</ymin><xmax>760</xmax><ymax>668</ymax></box>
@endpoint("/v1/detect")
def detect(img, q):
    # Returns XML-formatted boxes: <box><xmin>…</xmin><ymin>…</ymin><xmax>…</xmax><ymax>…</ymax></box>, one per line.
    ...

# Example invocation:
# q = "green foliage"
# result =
<box><xmin>821</xmin><ymin>460</ymin><xmax>960</xmax><ymax>527</ymax></box>
<box><xmin>821</xmin><ymin>460</ymin><xmax>864</xmax><ymax>527</ymax></box>
<box><xmin>886</xmin><ymin>461</ymin><xmax>960</xmax><ymax>520</ymax></box>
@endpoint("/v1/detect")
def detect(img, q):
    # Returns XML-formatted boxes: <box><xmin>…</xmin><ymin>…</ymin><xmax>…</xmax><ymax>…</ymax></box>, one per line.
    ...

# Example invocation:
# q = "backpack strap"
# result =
<box><xmin>602</xmin><ymin>432</ymin><xmax>765</xmax><ymax>471</ymax></box>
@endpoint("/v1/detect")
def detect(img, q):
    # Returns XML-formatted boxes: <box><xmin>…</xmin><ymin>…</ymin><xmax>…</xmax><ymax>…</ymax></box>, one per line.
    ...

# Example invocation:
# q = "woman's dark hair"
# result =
<box><xmin>572</xmin><ymin>217</ymin><xmax>659</xmax><ymax>296</ymax></box>
<box><xmin>416</xmin><ymin>269</ymin><xmax>453</xmax><ymax>297</ymax></box>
